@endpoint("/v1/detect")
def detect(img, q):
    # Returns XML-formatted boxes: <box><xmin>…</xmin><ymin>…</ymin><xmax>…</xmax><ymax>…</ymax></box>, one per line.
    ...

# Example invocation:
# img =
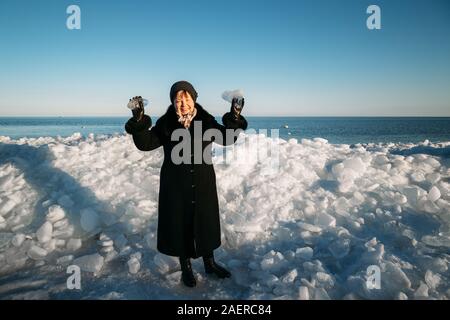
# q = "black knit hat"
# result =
<box><xmin>170</xmin><ymin>81</ymin><xmax>198</xmax><ymax>103</ymax></box>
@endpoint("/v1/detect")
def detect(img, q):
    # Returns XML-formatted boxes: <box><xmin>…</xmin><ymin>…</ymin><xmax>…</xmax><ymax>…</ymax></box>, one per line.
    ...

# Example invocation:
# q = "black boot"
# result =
<box><xmin>180</xmin><ymin>257</ymin><xmax>196</xmax><ymax>287</ymax></box>
<box><xmin>203</xmin><ymin>253</ymin><xmax>231</xmax><ymax>278</ymax></box>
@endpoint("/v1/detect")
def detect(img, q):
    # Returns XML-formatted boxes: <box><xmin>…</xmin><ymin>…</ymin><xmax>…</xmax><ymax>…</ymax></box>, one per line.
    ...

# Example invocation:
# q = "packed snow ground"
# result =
<box><xmin>0</xmin><ymin>132</ymin><xmax>449</xmax><ymax>300</ymax></box>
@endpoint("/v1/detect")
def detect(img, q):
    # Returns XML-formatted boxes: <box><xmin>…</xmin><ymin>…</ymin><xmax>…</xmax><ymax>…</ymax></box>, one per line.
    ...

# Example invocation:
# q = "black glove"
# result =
<box><xmin>128</xmin><ymin>96</ymin><xmax>145</xmax><ymax>122</ymax></box>
<box><xmin>231</xmin><ymin>97</ymin><xmax>245</xmax><ymax>120</ymax></box>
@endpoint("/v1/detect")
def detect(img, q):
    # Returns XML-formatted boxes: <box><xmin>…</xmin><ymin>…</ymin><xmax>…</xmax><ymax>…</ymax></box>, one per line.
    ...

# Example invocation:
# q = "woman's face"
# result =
<box><xmin>174</xmin><ymin>90</ymin><xmax>195</xmax><ymax>115</ymax></box>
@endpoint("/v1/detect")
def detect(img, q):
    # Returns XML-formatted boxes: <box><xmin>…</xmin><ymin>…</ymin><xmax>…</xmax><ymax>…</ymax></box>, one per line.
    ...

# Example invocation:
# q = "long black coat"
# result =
<box><xmin>125</xmin><ymin>104</ymin><xmax>248</xmax><ymax>258</ymax></box>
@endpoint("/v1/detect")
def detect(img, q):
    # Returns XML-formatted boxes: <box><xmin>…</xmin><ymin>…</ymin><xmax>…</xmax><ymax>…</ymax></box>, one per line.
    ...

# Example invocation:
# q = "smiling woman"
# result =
<box><xmin>125</xmin><ymin>80</ymin><xmax>248</xmax><ymax>287</ymax></box>
<box><xmin>175</xmin><ymin>91</ymin><xmax>195</xmax><ymax>114</ymax></box>
<box><xmin>172</xmin><ymin>82</ymin><xmax>197</xmax><ymax>129</ymax></box>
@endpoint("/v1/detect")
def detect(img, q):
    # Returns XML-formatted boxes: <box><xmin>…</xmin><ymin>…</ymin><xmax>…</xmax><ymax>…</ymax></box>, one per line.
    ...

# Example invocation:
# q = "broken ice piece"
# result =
<box><xmin>73</xmin><ymin>253</ymin><xmax>104</xmax><ymax>274</ymax></box>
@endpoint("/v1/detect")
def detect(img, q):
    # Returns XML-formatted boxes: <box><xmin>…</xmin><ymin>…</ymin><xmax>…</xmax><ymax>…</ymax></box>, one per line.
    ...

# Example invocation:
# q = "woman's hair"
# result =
<box><xmin>174</xmin><ymin>90</ymin><xmax>193</xmax><ymax>102</ymax></box>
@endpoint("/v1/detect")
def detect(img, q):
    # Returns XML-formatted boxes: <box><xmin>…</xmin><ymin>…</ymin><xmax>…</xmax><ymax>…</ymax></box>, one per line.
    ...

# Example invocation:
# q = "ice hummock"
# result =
<box><xmin>0</xmin><ymin>133</ymin><xmax>449</xmax><ymax>300</ymax></box>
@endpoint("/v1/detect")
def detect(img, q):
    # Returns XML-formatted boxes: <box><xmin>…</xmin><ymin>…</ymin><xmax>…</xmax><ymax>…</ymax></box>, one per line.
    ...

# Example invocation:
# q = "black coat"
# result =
<box><xmin>125</xmin><ymin>104</ymin><xmax>248</xmax><ymax>258</ymax></box>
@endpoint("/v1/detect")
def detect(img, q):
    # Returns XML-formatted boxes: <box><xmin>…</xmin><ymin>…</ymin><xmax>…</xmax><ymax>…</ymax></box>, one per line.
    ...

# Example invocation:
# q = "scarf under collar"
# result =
<box><xmin>175</xmin><ymin>107</ymin><xmax>197</xmax><ymax>129</ymax></box>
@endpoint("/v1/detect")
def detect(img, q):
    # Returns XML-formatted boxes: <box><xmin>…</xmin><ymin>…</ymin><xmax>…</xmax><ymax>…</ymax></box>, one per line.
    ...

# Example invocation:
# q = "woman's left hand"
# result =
<box><xmin>231</xmin><ymin>97</ymin><xmax>245</xmax><ymax>119</ymax></box>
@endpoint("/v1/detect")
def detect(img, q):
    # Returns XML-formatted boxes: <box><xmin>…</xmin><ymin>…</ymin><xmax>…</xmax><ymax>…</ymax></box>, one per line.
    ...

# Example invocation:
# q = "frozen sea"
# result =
<box><xmin>0</xmin><ymin>116</ymin><xmax>449</xmax><ymax>300</ymax></box>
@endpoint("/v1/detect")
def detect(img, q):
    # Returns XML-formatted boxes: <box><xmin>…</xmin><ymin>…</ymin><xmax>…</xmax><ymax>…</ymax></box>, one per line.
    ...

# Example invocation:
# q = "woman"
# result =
<box><xmin>124</xmin><ymin>81</ymin><xmax>247</xmax><ymax>287</ymax></box>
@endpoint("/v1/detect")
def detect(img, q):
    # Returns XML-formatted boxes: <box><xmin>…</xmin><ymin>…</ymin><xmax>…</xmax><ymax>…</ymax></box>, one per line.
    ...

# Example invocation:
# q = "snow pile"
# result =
<box><xmin>0</xmin><ymin>133</ymin><xmax>449</xmax><ymax>300</ymax></box>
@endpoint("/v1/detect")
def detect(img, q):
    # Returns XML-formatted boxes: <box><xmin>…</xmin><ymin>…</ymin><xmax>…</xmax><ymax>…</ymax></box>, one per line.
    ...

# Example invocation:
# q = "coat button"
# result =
<box><xmin>191</xmin><ymin>200</ymin><xmax>195</xmax><ymax>204</ymax></box>
<box><xmin>192</xmin><ymin>184</ymin><xmax>195</xmax><ymax>188</ymax></box>
<box><xmin>190</xmin><ymin>169</ymin><xmax>194</xmax><ymax>173</ymax></box>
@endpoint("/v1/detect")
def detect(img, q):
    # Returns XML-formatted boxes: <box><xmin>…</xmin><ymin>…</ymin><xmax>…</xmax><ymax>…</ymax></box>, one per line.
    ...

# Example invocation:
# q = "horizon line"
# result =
<box><xmin>1</xmin><ymin>115</ymin><xmax>450</xmax><ymax>118</ymax></box>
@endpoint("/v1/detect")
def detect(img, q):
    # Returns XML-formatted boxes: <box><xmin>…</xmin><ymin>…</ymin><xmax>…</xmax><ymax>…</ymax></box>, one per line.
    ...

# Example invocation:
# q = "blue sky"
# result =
<box><xmin>0</xmin><ymin>0</ymin><xmax>449</xmax><ymax>116</ymax></box>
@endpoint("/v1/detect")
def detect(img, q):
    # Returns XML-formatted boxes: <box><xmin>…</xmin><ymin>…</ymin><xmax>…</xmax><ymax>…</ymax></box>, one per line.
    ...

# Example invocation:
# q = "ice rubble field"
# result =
<box><xmin>0</xmin><ymin>132</ymin><xmax>449</xmax><ymax>300</ymax></box>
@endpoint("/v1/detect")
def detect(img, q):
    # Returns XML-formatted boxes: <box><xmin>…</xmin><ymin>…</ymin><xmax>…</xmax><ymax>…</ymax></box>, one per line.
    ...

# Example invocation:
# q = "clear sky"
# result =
<box><xmin>0</xmin><ymin>0</ymin><xmax>449</xmax><ymax>116</ymax></box>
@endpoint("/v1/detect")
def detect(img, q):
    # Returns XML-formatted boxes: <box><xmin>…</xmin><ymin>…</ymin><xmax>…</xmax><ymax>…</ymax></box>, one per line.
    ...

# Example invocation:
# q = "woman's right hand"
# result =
<box><xmin>128</xmin><ymin>96</ymin><xmax>146</xmax><ymax>122</ymax></box>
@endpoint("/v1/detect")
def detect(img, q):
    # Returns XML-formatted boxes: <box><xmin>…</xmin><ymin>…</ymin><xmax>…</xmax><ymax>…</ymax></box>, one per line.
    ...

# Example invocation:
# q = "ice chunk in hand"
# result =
<box><xmin>222</xmin><ymin>89</ymin><xmax>244</xmax><ymax>103</ymax></box>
